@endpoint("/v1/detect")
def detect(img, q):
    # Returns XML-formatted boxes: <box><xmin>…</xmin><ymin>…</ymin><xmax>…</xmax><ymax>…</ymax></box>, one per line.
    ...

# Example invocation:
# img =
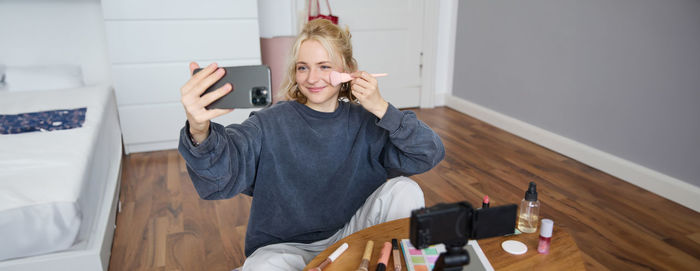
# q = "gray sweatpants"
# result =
<box><xmin>241</xmin><ymin>176</ymin><xmax>425</xmax><ymax>271</ymax></box>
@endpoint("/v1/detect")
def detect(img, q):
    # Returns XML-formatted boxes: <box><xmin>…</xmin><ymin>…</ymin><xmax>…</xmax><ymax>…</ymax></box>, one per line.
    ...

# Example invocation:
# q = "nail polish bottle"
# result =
<box><xmin>538</xmin><ymin>219</ymin><xmax>554</xmax><ymax>254</ymax></box>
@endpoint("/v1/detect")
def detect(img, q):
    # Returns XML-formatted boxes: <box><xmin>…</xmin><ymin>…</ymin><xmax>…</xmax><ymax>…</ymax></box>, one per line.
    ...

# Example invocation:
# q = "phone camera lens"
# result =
<box><xmin>254</xmin><ymin>88</ymin><xmax>268</xmax><ymax>97</ymax></box>
<box><xmin>251</xmin><ymin>87</ymin><xmax>269</xmax><ymax>106</ymax></box>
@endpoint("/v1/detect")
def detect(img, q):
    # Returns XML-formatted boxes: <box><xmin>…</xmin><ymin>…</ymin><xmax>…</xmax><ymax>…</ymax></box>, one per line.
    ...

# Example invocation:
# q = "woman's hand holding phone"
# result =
<box><xmin>180</xmin><ymin>62</ymin><xmax>234</xmax><ymax>143</ymax></box>
<box><xmin>350</xmin><ymin>71</ymin><xmax>389</xmax><ymax>119</ymax></box>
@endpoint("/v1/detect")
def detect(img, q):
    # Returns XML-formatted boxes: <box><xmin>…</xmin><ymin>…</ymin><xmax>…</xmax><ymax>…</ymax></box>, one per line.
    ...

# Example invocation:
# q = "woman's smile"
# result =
<box><xmin>306</xmin><ymin>85</ymin><xmax>327</xmax><ymax>93</ymax></box>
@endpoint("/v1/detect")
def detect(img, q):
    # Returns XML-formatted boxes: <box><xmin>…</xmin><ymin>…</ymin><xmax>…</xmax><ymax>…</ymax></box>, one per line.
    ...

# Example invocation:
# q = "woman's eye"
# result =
<box><xmin>297</xmin><ymin>66</ymin><xmax>307</xmax><ymax>71</ymax></box>
<box><xmin>321</xmin><ymin>65</ymin><xmax>331</xmax><ymax>70</ymax></box>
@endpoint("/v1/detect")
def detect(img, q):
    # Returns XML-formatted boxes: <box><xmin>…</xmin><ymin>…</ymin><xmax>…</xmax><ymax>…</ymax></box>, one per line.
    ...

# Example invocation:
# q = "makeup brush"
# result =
<box><xmin>329</xmin><ymin>71</ymin><xmax>388</xmax><ymax>86</ymax></box>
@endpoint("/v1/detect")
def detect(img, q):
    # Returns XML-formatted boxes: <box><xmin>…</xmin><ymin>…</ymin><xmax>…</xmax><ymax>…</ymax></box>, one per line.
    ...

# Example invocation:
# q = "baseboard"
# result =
<box><xmin>125</xmin><ymin>140</ymin><xmax>178</xmax><ymax>154</ymax></box>
<box><xmin>445</xmin><ymin>94</ymin><xmax>700</xmax><ymax>212</ymax></box>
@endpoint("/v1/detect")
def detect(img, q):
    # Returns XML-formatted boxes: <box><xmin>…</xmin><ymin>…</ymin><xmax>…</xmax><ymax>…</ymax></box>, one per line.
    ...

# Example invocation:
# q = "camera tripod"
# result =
<box><xmin>433</xmin><ymin>242</ymin><xmax>470</xmax><ymax>271</ymax></box>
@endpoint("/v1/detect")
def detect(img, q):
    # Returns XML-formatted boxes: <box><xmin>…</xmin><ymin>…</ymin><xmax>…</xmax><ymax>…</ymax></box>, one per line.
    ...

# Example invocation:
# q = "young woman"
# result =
<box><xmin>178</xmin><ymin>19</ymin><xmax>445</xmax><ymax>270</ymax></box>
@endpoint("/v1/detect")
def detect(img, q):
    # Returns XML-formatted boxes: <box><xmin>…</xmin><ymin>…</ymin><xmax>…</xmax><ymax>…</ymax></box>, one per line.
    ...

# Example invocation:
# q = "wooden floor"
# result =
<box><xmin>108</xmin><ymin>107</ymin><xmax>700</xmax><ymax>271</ymax></box>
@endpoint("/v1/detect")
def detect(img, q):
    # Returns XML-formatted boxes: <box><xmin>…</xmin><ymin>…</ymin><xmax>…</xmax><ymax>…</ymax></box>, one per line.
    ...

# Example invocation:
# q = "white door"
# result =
<box><xmin>304</xmin><ymin>0</ymin><xmax>425</xmax><ymax>108</ymax></box>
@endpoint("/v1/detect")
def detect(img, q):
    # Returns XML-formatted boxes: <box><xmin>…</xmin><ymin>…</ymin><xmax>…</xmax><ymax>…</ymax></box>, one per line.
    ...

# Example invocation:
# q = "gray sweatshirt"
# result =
<box><xmin>178</xmin><ymin>100</ymin><xmax>445</xmax><ymax>256</ymax></box>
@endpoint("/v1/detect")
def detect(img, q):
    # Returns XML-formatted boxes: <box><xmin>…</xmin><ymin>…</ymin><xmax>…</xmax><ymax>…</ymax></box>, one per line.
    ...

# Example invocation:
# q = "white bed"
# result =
<box><xmin>0</xmin><ymin>84</ymin><xmax>122</xmax><ymax>271</ymax></box>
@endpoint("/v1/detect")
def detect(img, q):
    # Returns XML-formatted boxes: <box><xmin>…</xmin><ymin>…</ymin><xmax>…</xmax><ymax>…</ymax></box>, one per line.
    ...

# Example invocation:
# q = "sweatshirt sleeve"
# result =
<box><xmin>377</xmin><ymin>103</ymin><xmax>445</xmax><ymax>176</ymax></box>
<box><xmin>178</xmin><ymin>114</ymin><xmax>263</xmax><ymax>200</ymax></box>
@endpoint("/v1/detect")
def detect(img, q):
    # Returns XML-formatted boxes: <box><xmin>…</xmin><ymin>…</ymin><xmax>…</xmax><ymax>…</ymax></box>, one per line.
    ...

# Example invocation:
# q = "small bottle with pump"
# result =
<box><xmin>517</xmin><ymin>182</ymin><xmax>540</xmax><ymax>233</ymax></box>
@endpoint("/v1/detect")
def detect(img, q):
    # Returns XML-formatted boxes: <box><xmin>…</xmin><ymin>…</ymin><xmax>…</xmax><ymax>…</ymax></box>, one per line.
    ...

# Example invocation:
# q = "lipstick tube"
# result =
<box><xmin>375</xmin><ymin>242</ymin><xmax>392</xmax><ymax>271</ymax></box>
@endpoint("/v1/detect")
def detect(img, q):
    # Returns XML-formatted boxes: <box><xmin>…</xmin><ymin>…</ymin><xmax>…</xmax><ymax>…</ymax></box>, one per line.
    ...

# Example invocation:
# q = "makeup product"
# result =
<box><xmin>400</xmin><ymin>239</ymin><xmax>446</xmax><ymax>271</ymax></box>
<box><xmin>311</xmin><ymin>242</ymin><xmax>349</xmax><ymax>271</ymax></box>
<box><xmin>401</xmin><ymin>239</ymin><xmax>494</xmax><ymax>271</ymax></box>
<box><xmin>501</xmin><ymin>240</ymin><xmax>528</xmax><ymax>255</ymax></box>
<box><xmin>482</xmin><ymin>195</ymin><xmax>490</xmax><ymax>208</ymax></box>
<box><xmin>356</xmin><ymin>240</ymin><xmax>374</xmax><ymax>271</ymax></box>
<box><xmin>392</xmin><ymin>239</ymin><xmax>402</xmax><ymax>271</ymax></box>
<box><xmin>375</xmin><ymin>242</ymin><xmax>392</xmax><ymax>271</ymax></box>
<box><xmin>329</xmin><ymin>71</ymin><xmax>388</xmax><ymax>86</ymax></box>
<box><xmin>517</xmin><ymin>182</ymin><xmax>540</xmax><ymax>233</ymax></box>
<box><xmin>538</xmin><ymin>219</ymin><xmax>554</xmax><ymax>254</ymax></box>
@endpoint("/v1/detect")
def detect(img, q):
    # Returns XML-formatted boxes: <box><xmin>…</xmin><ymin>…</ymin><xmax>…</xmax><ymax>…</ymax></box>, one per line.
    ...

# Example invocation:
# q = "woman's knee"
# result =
<box><xmin>242</xmin><ymin>245</ymin><xmax>309</xmax><ymax>271</ymax></box>
<box><xmin>387</xmin><ymin>176</ymin><xmax>425</xmax><ymax>206</ymax></box>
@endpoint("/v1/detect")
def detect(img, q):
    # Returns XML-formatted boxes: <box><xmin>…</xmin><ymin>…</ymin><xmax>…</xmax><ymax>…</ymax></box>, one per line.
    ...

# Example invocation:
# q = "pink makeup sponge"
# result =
<box><xmin>329</xmin><ymin>71</ymin><xmax>388</xmax><ymax>86</ymax></box>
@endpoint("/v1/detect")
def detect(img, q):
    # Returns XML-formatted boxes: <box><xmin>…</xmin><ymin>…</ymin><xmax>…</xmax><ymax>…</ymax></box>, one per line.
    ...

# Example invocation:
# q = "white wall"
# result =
<box><xmin>257</xmin><ymin>0</ymin><xmax>323</xmax><ymax>37</ymax></box>
<box><xmin>0</xmin><ymin>0</ymin><xmax>111</xmax><ymax>85</ymax></box>
<box><xmin>257</xmin><ymin>0</ymin><xmax>297</xmax><ymax>38</ymax></box>
<box><xmin>0</xmin><ymin>0</ymin><xmax>297</xmax><ymax>83</ymax></box>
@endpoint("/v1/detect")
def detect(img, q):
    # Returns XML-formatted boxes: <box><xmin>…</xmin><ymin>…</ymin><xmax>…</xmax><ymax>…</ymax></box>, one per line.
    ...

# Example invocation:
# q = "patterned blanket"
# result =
<box><xmin>0</xmin><ymin>107</ymin><xmax>87</xmax><ymax>134</ymax></box>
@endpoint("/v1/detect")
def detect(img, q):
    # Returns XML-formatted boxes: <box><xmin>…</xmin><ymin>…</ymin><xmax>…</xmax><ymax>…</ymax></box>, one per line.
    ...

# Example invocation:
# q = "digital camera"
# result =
<box><xmin>409</xmin><ymin>201</ymin><xmax>518</xmax><ymax>270</ymax></box>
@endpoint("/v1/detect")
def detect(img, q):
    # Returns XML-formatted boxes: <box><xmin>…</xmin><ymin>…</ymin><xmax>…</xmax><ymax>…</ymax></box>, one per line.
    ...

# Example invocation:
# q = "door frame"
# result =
<box><xmin>416</xmin><ymin>0</ymin><xmax>460</xmax><ymax>109</ymax></box>
<box><xmin>419</xmin><ymin>0</ymin><xmax>439</xmax><ymax>108</ymax></box>
<box><xmin>430</xmin><ymin>0</ymin><xmax>459</xmax><ymax>108</ymax></box>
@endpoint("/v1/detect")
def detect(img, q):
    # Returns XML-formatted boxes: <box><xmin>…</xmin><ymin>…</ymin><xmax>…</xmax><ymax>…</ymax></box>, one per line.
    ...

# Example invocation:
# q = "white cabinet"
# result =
<box><xmin>101</xmin><ymin>0</ymin><xmax>262</xmax><ymax>154</ymax></box>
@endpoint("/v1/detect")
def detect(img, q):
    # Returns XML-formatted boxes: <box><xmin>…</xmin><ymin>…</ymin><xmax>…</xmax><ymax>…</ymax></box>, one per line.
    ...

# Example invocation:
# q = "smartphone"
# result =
<box><xmin>193</xmin><ymin>65</ymin><xmax>272</xmax><ymax>109</ymax></box>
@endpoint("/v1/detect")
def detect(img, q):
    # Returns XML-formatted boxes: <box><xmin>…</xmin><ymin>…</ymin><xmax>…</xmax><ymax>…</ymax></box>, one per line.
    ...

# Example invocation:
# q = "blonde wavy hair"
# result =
<box><xmin>279</xmin><ymin>19</ymin><xmax>358</xmax><ymax>104</ymax></box>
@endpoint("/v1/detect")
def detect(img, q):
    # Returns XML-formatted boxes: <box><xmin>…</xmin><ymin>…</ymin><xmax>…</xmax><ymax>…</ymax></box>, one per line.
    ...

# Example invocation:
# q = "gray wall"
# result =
<box><xmin>453</xmin><ymin>0</ymin><xmax>700</xmax><ymax>187</ymax></box>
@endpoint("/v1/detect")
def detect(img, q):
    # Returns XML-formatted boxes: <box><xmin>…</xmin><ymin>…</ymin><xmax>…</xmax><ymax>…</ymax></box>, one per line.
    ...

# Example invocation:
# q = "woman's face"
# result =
<box><xmin>295</xmin><ymin>39</ymin><xmax>343</xmax><ymax>112</ymax></box>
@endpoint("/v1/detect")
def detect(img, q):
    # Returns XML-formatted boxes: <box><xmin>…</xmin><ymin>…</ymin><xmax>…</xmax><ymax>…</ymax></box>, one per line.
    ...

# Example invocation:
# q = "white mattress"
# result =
<box><xmin>0</xmin><ymin>85</ymin><xmax>120</xmax><ymax>261</ymax></box>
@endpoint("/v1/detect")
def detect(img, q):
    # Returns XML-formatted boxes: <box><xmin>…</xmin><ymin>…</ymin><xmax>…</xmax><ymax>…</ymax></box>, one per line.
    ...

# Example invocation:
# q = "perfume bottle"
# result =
<box><xmin>517</xmin><ymin>182</ymin><xmax>540</xmax><ymax>233</ymax></box>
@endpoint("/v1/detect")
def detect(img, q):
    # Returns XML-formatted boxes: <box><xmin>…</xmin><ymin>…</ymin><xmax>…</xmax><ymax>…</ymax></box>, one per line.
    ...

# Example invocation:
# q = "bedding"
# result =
<box><xmin>1</xmin><ymin>65</ymin><xmax>84</xmax><ymax>92</ymax></box>
<box><xmin>0</xmin><ymin>84</ymin><xmax>120</xmax><ymax>261</ymax></box>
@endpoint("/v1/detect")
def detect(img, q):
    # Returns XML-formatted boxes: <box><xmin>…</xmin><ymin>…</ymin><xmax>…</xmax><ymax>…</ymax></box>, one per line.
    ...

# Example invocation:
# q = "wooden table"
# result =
<box><xmin>304</xmin><ymin>218</ymin><xmax>584</xmax><ymax>271</ymax></box>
